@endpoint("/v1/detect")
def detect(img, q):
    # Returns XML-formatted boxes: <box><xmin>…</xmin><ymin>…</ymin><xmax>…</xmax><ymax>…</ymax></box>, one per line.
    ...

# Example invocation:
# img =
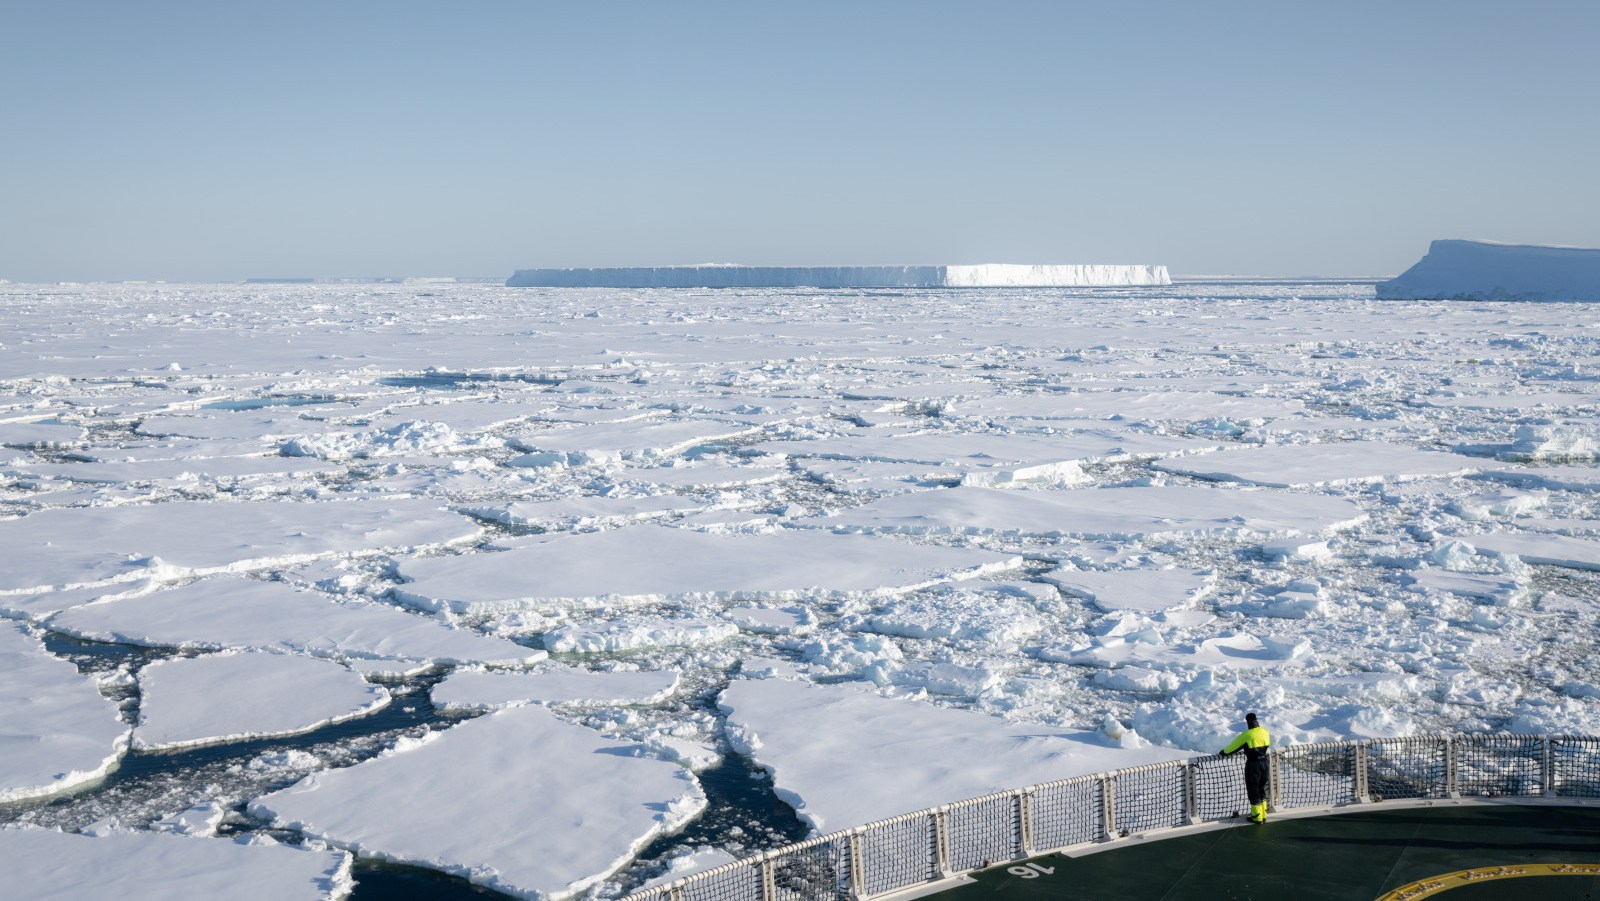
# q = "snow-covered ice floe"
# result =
<box><xmin>430</xmin><ymin>667</ymin><xmax>680</xmax><ymax>711</ymax></box>
<box><xmin>1042</xmin><ymin>567</ymin><xmax>1217</xmax><ymax>613</ymax></box>
<box><xmin>392</xmin><ymin>526</ymin><xmax>1021</xmax><ymax>613</ymax></box>
<box><xmin>1377</xmin><ymin>239</ymin><xmax>1600</xmax><ymax>301</ymax></box>
<box><xmin>0</xmin><ymin>828</ymin><xmax>353</xmax><ymax>900</ymax></box>
<box><xmin>46</xmin><ymin>577</ymin><xmax>544</xmax><ymax>666</ymax></box>
<box><xmin>0</xmin><ymin>498</ymin><xmax>482</xmax><ymax>594</ymax></box>
<box><xmin>810</xmin><ymin>484</ymin><xmax>1367</xmax><ymax>539</ymax></box>
<box><xmin>719</xmin><ymin>676</ymin><xmax>1187</xmax><ymax>832</ymax></box>
<box><xmin>0</xmin><ymin>623</ymin><xmax>128</xmax><ymax>803</ymax></box>
<box><xmin>249</xmin><ymin>705</ymin><xmax>704</xmax><ymax>900</ymax></box>
<box><xmin>133</xmin><ymin>651</ymin><xmax>390</xmax><ymax>751</ymax></box>
<box><xmin>1151</xmin><ymin>440</ymin><xmax>1483</xmax><ymax>488</ymax></box>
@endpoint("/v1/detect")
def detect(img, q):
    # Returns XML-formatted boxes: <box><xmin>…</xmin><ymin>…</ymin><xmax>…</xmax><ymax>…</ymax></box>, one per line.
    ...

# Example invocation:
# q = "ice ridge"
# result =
<box><xmin>506</xmin><ymin>263</ymin><xmax>1170</xmax><ymax>288</ymax></box>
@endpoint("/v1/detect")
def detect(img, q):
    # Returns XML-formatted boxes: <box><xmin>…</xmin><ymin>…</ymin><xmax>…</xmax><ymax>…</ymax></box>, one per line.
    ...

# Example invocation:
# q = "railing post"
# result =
<box><xmin>1183</xmin><ymin>763</ymin><xmax>1200</xmax><ymax>824</ymax></box>
<box><xmin>932</xmin><ymin>808</ymin><xmax>950</xmax><ymax>877</ymax></box>
<box><xmin>669</xmin><ymin>884</ymin><xmax>685</xmax><ymax>901</ymax></box>
<box><xmin>758</xmin><ymin>852</ymin><xmax>776</xmax><ymax>901</ymax></box>
<box><xmin>1446</xmin><ymin>736</ymin><xmax>1460</xmax><ymax>798</ymax></box>
<box><xmin>1018</xmin><ymin>789</ymin><xmax>1034</xmax><ymax>856</ymax></box>
<box><xmin>847</xmin><ymin>828</ymin><xmax>866</xmax><ymax>901</ymax></box>
<box><xmin>1355</xmin><ymin>741</ymin><xmax>1370</xmax><ymax>803</ymax></box>
<box><xmin>1101</xmin><ymin>775</ymin><xmax>1117</xmax><ymax>839</ymax></box>
<box><xmin>1542</xmin><ymin>735</ymin><xmax>1555</xmax><ymax>798</ymax></box>
<box><xmin>1268</xmin><ymin>750</ymin><xmax>1280</xmax><ymax>813</ymax></box>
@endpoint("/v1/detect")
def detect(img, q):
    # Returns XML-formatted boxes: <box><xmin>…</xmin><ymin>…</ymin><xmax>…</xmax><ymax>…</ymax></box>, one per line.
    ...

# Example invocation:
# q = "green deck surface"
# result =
<box><xmin>938</xmin><ymin>804</ymin><xmax>1600</xmax><ymax>901</ymax></box>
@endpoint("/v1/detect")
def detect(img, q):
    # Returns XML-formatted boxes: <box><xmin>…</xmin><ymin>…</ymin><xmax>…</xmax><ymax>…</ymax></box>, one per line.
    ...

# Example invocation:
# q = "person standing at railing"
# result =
<box><xmin>1220</xmin><ymin>712</ymin><xmax>1272</xmax><ymax>823</ymax></box>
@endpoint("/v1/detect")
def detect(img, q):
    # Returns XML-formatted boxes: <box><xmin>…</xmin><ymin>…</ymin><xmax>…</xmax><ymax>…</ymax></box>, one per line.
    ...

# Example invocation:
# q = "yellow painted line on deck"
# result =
<box><xmin>1377</xmin><ymin>863</ymin><xmax>1600</xmax><ymax>900</ymax></box>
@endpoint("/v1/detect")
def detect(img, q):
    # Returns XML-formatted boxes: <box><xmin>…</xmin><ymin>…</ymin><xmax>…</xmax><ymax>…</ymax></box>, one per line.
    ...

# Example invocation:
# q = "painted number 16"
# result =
<box><xmin>1008</xmin><ymin>863</ymin><xmax>1056</xmax><ymax>879</ymax></box>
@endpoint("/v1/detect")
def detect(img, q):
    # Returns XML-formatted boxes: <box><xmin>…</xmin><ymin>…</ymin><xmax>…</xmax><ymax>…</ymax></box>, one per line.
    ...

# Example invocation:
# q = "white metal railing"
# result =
<box><xmin>623</xmin><ymin>734</ymin><xmax>1600</xmax><ymax>901</ymax></box>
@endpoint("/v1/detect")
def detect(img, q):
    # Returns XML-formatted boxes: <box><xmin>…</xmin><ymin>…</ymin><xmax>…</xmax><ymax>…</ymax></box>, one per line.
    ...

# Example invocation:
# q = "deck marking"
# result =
<box><xmin>1377</xmin><ymin>863</ymin><xmax>1600</xmax><ymax>900</ymax></box>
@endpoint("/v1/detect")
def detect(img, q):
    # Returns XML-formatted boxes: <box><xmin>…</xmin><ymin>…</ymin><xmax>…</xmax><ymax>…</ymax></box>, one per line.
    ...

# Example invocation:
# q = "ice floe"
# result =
<box><xmin>0</xmin><ymin>498</ymin><xmax>482</xmax><ymax>593</ymax></box>
<box><xmin>430</xmin><ymin>667</ymin><xmax>680</xmax><ymax>711</ymax></box>
<box><xmin>1152</xmin><ymin>441</ymin><xmax>1483</xmax><ymax>487</ymax></box>
<box><xmin>1042</xmin><ymin>567</ymin><xmax>1216</xmax><ymax>613</ymax></box>
<box><xmin>0</xmin><ymin>828</ymin><xmax>353</xmax><ymax>900</ymax></box>
<box><xmin>0</xmin><ymin>623</ymin><xmax>128</xmax><ymax>803</ymax></box>
<box><xmin>47</xmin><ymin>578</ymin><xmax>543</xmax><ymax>666</ymax></box>
<box><xmin>719</xmin><ymin>677</ymin><xmax>1186</xmax><ymax>832</ymax></box>
<box><xmin>133</xmin><ymin>651</ymin><xmax>389</xmax><ymax>750</ymax></box>
<box><xmin>812</xmin><ymin>484</ymin><xmax>1367</xmax><ymax>539</ymax></box>
<box><xmin>393</xmin><ymin>526</ymin><xmax>1020</xmax><ymax>614</ymax></box>
<box><xmin>249</xmin><ymin>704</ymin><xmax>704</xmax><ymax>899</ymax></box>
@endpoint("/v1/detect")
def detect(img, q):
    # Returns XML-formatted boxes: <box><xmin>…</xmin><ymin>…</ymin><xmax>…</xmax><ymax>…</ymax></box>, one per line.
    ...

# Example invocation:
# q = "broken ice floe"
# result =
<box><xmin>506</xmin><ymin>419</ymin><xmax>762</xmax><ymax>465</ymax></box>
<box><xmin>0</xmin><ymin>623</ymin><xmax>128</xmax><ymax>803</ymax></box>
<box><xmin>430</xmin><ymin>667</ymin><xmax>680</xmax><ymax>711</ymax></box>
<box><xmin>133</xmin><ymin>651</ymin><xmax>390</xmax><ymax>751</ymax></box>
<box><xmin>393</xmin><ymin>526</ymin><xmax>1020</xmax><ymax>614</ymax></box>
<box><xmin>0</xmin><ymin>498</ymin><xmax>482</xmax><ymax>593</ymax></box>
<box><xmin>543</xmin><ymin>617</ymin><xmax>740</xmax><ymax>654</ymax></box>
<box><xmin>47</xmin><ymin>578</ymin><xmax>543</xmax><ymax>666</ymax></box>
<box><xmin>0</xmin><ymin>828</ymin><xmax>353</xmax><ymax>900</ymax></box>
<box><xmin>1456</xmin><ymin>532</ymin><xmax>1600</xmax><ymax>571</ymax></box>
<box><xmin>1152</xmin><ymin>440</ymin><xmax>1482</xmax><ymax>488</ymax></box>
<box><xmin>1042</xmin><ymin>567</ymin><xmax>1216</xmax><ymax>613</ymax></box>
<box><xmin>719</xmin><ymin>677</ymin><xmax>1186</xmax><ymax>832</ymax></box>
<box><xmin>811</xmin><ymin>484</ymin><xmax>1367</xmax><ymax>539</ymax></box>
<box><xmin>249</xmin><ymin>704</ymin><xmax>704</xmax><ymax>900</ymax></box>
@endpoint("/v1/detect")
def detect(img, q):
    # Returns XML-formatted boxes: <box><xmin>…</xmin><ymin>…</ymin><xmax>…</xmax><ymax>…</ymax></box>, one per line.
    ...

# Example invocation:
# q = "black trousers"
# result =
<box><xmin>1245</xmin><ymin>756</ymin><xmax>1270</xmax><ymax>805</ymax></box>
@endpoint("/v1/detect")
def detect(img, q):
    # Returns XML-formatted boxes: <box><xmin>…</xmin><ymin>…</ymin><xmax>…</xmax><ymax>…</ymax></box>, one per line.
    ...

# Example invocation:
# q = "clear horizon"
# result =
<box><xmin>3</xmin><ymin>1</ymin><xmax>1597</xmax><ymax>283</ymax></box>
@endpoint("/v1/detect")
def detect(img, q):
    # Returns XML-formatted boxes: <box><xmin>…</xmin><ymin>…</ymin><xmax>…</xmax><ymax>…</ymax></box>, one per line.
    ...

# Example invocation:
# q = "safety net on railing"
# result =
<box><xmin>1026</xmin><ymin>775</ymin><xmax>1103</xmax><ymax>851</ymax></box>
<box><xmin>1191</xmin><ymin>753</ymin><xmax>1250</xmax><ymax>820</ymax></box>
<box><xmin>768</xmin><ymin>833</ymin><xmax>852</xmax><ymax>901</ymax></box>
<box><xmin>1455</xmin><ymin>734</ymin><xmax>1545</xmax><ymax>798</ymax></box>
<box><xmin>943</xmin><ymin>792</ymin><xmax>1023</xmax><ymax>872</ymax></box>
<box><xmin>627</xmin><ymin>733</ymin><xmax>1592</xmax><ymax>901</ymax></box>
<box><xmin>1552</xmin><ymin>736</ymin><xmax>1600</xmax><ymax>798</ymax></box>
<box><xmin>1365</xmin><ymin>736</ymin><xmax>1450</xmax><ymax>802</ymax></box>
<box><xmin>856</xmin><ymin>812</ymin><xmax>938</xmax><ymax>898</ymax></box>
<box><xmin>1108</xmin><ymin>762</ymin><xmax>1188</xmax><ymax>836</ymax></box>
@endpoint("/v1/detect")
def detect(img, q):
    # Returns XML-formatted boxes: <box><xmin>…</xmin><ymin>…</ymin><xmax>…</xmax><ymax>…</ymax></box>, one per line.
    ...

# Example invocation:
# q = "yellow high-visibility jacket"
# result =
<box><xmin>1222</xmin><ymin>726</ymin><xmax>1271</xmax><ymax>760</ymax></box>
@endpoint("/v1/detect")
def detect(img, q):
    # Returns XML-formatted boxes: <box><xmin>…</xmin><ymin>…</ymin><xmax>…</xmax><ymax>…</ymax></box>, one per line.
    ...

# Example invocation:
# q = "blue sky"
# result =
<box><xmin>3</xmin><ymin>1</ymin><xmax>1597</xmax><ymax>281</ymax></box>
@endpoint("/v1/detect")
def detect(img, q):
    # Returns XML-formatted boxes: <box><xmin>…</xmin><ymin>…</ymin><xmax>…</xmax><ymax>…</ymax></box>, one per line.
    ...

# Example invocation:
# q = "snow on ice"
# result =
<box><xmin>430</xmin><ymin>667</ymin><xmax>680</xmax><ymax>711</ymax></box>
<box><xmin>719</xmin><ymin>676</ymin><xmax>1186</xmax><ymax>832</ymax></box>
<box><xmin>133</xmin><ymin>651</ymin><xmax>390</xmax><ymax>750</ymax></box>
<box><xmin>392</xmin><ymin>526</ymin><xmax>1021</xmax><ymax>614</ymax></box>
<box><xmin>0</xmin><ymin>828</ymin><xmax>353</xmax><ymax>900</ymax></box>
<box><xmin>4</xmin><ymin>278</ymin><xmax>1600</xmax><ymax>893</ymax></box>
<box><xmin>0</xmin><ymin>623</ymin><xmax>128</xmax><ymax>803</ymax></box>
<box><xmin>249</xmin><ymin>704</ymin><xmax>704</xmax><ymax>900</ymax></box>
<box><xmin>47</xmin><ymin>577</ymin><xmax>544</xmax><ymax>666</ymax></box>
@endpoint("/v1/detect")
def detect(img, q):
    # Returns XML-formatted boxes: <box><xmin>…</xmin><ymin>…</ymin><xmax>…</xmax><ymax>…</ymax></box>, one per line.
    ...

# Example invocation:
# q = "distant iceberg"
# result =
<box><xmin>1378</xmin><ymin>240</ymin><xmax>1600</xmax><ymax>301</ymax></box>
<box><xmin>506</xmin><ymin>263</ymin><xmax>1170</xmax><ymax>288</ymax></box>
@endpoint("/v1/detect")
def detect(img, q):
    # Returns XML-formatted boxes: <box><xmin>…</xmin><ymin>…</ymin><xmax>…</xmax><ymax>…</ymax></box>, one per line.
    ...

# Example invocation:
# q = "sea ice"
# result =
<box><xmin>1042</xmin><ymin>567</ymin><xmax>1216</xmax><ymax>613</ymax></box>
<box><xmin>812</xmin><ymin>484</ymin><xmax>1367</xmax><ymax>539</ymax></box>
<box><xmin>506</xmin><ymin>419</ymin><xmax>761</xmax><ymax>464</ymax></box>
<box><xmin>1457</xmin><ymin>532</ymin><xmax>1600</xmax><ymax>571</ymax></box>
<box><xmin>0</xmin><ymin>623</ymin><xmax>128</xmax><ymax>803</ymax></box>
<box><xmin>392</xmin><ymin>526</ymin><xmax>1021</xmax><ymax>614</ymax></box>
<box><xmin>0</xmin><ymin>498</ymin><xmax>482</xmax><ymax>593</ymax></box>
<box><xmin>719</xmin><ymin>677</ymin><xmax>1186</xmax><ymax>832</ymax></box>
<box><xmin>249</xmin><ymin>704</ymin><xmax>704</xmax><ymax>900</ymax></box>
<box><xmin>1152</xmin><ymin>441</ymin><xmax>1481</xmax><ymax>488</ymax></box>
<box><xmin>47</xmin><ymin>577</ymin><xmax>543</xmax><ymax>666</ymax></box>
<box><xmin>543</xmin><ymin>617</ymin><xmax>739</xmax><ymax>654</ymax></box>
<box><xmin>0</xmin><ymin>828</ymin><xmax>352</xmax><ymax>900</ymax></box>
<box><xmin>134</xmin><ymin>651</ymin><xmax>390</xmax><ymax>750</ymax></box>
<box><xmin>430</xmin><ymin>667</ymin><xmax>680</xmax><ymax>711</ymax></box>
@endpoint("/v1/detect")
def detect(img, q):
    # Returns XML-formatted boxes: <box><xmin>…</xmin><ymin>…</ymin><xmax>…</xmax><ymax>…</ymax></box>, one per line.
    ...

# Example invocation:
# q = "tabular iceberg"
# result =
<box><xmin>1377</xmin><ymin>239</ymin><xmax>1600</xmax><ymax>301</ymax></box>
<box><xmin>506</xmin><ymin>263</ymin><xmax>1170</xmax><ymax>288</ymax></box>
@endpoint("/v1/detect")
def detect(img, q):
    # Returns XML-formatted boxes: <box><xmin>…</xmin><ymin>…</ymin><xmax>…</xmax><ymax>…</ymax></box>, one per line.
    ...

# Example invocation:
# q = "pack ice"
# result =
<box><xmin>249</xmin><ymin>704</ymin><xmax>704</xmax><ymax>900</ymax></box>
<box><xmin>0</xmin><ymin>623</ymin><xmax>127</xmax><ymax>803</ymax></box>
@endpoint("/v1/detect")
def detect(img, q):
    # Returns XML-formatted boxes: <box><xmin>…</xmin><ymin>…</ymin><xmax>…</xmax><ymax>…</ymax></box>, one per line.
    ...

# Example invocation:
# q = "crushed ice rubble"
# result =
<box><xmin>1</xmin><ymin>279</ymin><xmax>1599</xmax><ymax>899</ymax></box>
